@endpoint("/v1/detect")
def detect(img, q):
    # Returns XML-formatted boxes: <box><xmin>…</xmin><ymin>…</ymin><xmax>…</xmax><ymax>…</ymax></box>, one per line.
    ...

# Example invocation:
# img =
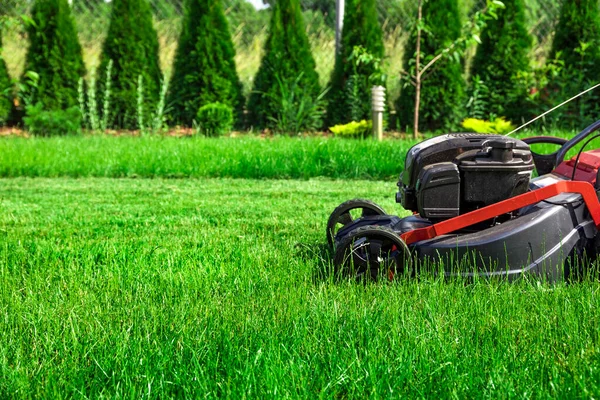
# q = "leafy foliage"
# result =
<box><xmin>97</xmin><ymin>0</ymin><xmax>163</xmax><ymax>130</ymax></box>
<box><xmin>265</xmin><ymin>74</ymin><xmax>327</xmax><ymax>134</ymax></box>
<box><xmin>168</xmin><ymin>0</ymin><xmax>244</xmax><ymax>127</ymax></box>
<box><xmin>20</xmin><ymin>0</ymin><xmax>86</xmax><ymax>112</ymax></box>
<box><xmin>396</xmin><ymin>0</ymin><xmax>466</xmax><ymax>133</ymax></box>
<box><xmin>24</xmin><ymin>103</ymin><xmax>81</xmax><ymax>136</ymax></box>
<box><xmin>196</xmin><ymin>102</ymin><xmax>234</xmax><ymax>136</ymax></box>
<box><xmin>325</xmin><ymin>0</ymin><xmax>385</xmax><ymax>126</ymax></box>
<box><xmin>329</xmin><ymin>119</ymin><xmax>372</xmax><ymax>138</ymax></box>
<box><xmin>543</xmin><ymin>0</ymin><xmax>600</xmax><ymax>128</ymax></box>
<box><xmin>0</xmin><ymin>30</ymin><xmax>12</xmax><ymax>125</ymax></box>
<box><xmin>470</xmin><ymin>0</ymin><xmax>532</xmax><ymax>122</ymax></box>
<box><xmin>247</xmin><ymin>0</ymin><xmax>320</xmax><ymax>130</ymax></box>
<box><xmin>462</xmin><ymin>117</ymin><xmax>515</xmax><ymax>134</ymax></box>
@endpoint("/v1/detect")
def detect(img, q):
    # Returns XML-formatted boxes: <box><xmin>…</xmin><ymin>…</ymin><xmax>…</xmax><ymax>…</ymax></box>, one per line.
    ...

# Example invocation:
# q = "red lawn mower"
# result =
<box><xmin>327</xmin><ymin>120</ymin><xmax>600</xmax><ymax>281</ymax></box>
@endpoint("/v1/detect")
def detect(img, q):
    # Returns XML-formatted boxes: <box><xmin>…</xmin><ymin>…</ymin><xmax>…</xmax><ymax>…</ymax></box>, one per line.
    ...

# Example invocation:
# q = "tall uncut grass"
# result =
<box><xmin>0</xmin><ymin>132</ymin><xmax>589</xmax><ymax>179</ymax></box>
<box><xmin>0</xmin><ymin>135</ymin><xmax>419</xmax><ymax>179</ymax></box>
<box><xmin>1</xmin><ymin>178</ymin><xmax>600</xmax><ymax>397</ymax></box>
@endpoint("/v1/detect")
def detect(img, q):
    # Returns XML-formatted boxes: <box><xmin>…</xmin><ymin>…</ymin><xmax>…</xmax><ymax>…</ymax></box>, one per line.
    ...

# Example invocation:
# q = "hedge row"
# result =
<box><xmin>2</xmin><ymin>0</ymin><xmax>600</xmax><ymax>132</ymax></box>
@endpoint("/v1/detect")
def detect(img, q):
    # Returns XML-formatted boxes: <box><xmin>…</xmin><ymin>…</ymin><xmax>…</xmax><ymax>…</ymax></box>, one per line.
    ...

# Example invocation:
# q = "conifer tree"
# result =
<box><xmin>470</xmin><ymin>0</ymin><xmax>532</xmax><ymax>122</ymax></box>
<box><xmin>168</xmin><ymin>0</ymin><xmax>244</xmax><ymax>127</ymax></box>
<box><xmin>396</xmin><ymin>0</ymin><xmax>466</xmax><ymax>132</ymax></box>
<box><xmin>247</xmin><ymin>0</ymin><xmax>320</xmax><ymax>129</ymax></box>
<box><xmin>0</xmin><ymin>30</ymin><xmax>12</xmax><ymax>125</ymax></box>
<box><xmin>97</xmin><ymin>0</ymin><xmax>162</xmax><ymax>130</ymax></box>
<box><xmin>325</xmin><ymin>0</ymin><xmax>384</xmax><ymax>126</ymax></box>
<box><xmin>21</xmin><ymin>0</ymin><xmax>85</xmax><ymax>111</ymax></box>
<box><xmin>547</xmin><ymin>0</ymin><xmax>600</xmax><ymax>127</ymax></box>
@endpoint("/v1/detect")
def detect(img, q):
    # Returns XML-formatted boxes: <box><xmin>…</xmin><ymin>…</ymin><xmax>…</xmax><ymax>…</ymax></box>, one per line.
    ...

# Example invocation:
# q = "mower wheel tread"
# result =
<box><xmin>326</xmin><ymin>198</ymin><xmax>387</xmax><ymax>247</ymax></box>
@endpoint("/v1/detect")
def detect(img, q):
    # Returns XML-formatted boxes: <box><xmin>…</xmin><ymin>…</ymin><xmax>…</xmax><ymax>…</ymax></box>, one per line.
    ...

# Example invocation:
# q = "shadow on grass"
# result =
<box><xmin>295</xmin><ymin>242</ymin><xmax>335</xmax><ymax>283</ymax></box>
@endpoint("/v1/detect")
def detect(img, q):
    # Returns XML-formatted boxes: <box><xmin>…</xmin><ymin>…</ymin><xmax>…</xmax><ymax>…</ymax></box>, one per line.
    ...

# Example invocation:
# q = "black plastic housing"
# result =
<box><xmin>398</xmin><ymin>134</ymin><xmax>533</xmax><ymax>220</ymax></box>
<box><xmin>416</xmin><ymin>162</ymin><xmax>460</xmax><ymax>219</ymax></box>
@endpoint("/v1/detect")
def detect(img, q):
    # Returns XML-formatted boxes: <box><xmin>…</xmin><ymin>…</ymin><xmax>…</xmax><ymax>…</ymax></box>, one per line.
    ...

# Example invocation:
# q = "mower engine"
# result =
<box><xmin>398</xmin><ymin>134</ymin><xmax>534</xmax><ymax>220</ymax></box>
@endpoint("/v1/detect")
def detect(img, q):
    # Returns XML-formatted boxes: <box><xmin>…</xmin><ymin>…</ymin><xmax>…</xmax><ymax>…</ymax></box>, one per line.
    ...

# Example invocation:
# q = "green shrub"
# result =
<box><xmin>329</xmin><ymin>120</ymin><xmax>372</xmax><ymax>138</ymax></box>
<box><xmin>195</xmin><ymin>102</ymin><xmax>233</xmax><ymax>136</ymax></box>
<box><xmin>0</xmin><ymin>30</ymin><xmax>12</xmax><ymax>126</ymax></box>
<box><xmin>469</xmin><ymin>0</ymin><xmax>532</xmax><ymax>122</ymax></box>
<box><xmin>325</xmin><ymin>0</ymin><xmax>385</xmax><ymax>126</ymax></box>
<box><xmin>247</xmin><ymin>0</ymin><xmax>320</xmax><ymax>130</ymax></box>
<box><xmin>97</xmin><ymin>0</ymin><xmax>163</xmax><ymax>130</ymax></box>
<box><xmin>24</xmin><ymin>104</ymin><xmax>81</xmax><ymax>136</ymax></box>
<box><xmin>20</xmin><ymin>0</ymin><xmax>85</xmax><ymax>112</ymax></box>
<box><xmin>396</xmin><ymin>0</ymin><xmax>466</xmax><ymax>132</ymax></box>
<box><xmin>461</xmin><ymin>117</ymin><xmax>515</xmax><ymax>134</ymax></box>
<box><xmin>544</xmin><ymin>0</ymin><xmax>600</xmax><ymax>128</ymax></box>
<box><xmin>168</xmin><ymin>0</ymin><xmax>244</xmax><ymax>127</ymax></box>
<box><xmin>265</xmin><ymin>74</ymin><xmax>327</xmax><ymax>134</ymax></box>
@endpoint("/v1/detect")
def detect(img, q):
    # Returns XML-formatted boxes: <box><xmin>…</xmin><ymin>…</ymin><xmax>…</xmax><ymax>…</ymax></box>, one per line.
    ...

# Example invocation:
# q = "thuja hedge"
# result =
<box><xmin>167</xmin><ymin>0</ymin><xmax>244</xmax><ymax>127</ymax></box>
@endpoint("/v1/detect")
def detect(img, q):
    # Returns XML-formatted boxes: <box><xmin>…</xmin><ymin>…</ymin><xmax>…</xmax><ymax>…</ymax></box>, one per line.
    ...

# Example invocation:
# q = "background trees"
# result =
<box><xmin>247</xmin><ymin>0</ymin><xmax>321</xmax><ymax>131</ymax></box>
<box><xmin>168</xmin><ymin>0</ymin><xmax>244</xmax><ymax>127</ymax></box>
<box><xmin>325</xmin><ymin>0</ymin><xmax>384</xmax><ymax>127</ymax></box>
<box><xmin>469</xmin><ymin>0</ymin><xmax>532</xmax><ymax>122</ymax></box>
<box><xmin>545</xmin><ymin>0</ymin><xmax>600</xmax><ymax>127</ymax></box>
<box><xmin>20</xmin><ymin>0</ymin><xmax>86</xmax><ymax>111</ymax></box>
<box><xmin>97</xmin><ymin>0</ymin><xmax>162</xmax><ymax>130</ymax></box>
<box><xmin>0</xmin><ymin>30</ymin><xmax>11</xmax><ymax>125</ymax></box>
<box><xmin>396</xmin><ymin>0</ymin><xmax>466</xmax><ymax>133</ymax></box>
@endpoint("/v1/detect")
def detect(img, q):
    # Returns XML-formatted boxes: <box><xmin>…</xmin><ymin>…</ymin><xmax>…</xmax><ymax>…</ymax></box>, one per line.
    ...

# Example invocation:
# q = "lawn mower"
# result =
<box><xmin>327</xmin><ymin>120</ymin><xmax>600</xmax><ymax>281</ymax></box>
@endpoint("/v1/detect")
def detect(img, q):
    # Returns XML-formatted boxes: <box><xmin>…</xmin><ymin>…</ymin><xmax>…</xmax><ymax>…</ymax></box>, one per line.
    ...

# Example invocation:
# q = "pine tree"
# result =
<box><xmin>167</xmin><ymin>0</ymin><xmax>244</xmax><ymax>127</ymax></box>
<box><xmin>0</xmin><ymin>29</ymin><xmax>12</xmax><ymax>125</ymax></box>
<box><xmin>470</xmin><ymin>0</ymin><xmax>532</xmax><ymax>122</ymax></box>
<box><xmin>247</xmin><ymin>0</ymin><xmax>320</xmax><ymax>129</ymax></box>
<box><xmin>396</xmin><ymin>0</ymin><xmax>466</xmax><ymax>132</ymax></box>
<box><xmin>97</xmin><ymin>0</ymin><xmax>162</xmax><ymax>130</ymax></box>
<box><xmin>325</xmin><ymin>0</ymin><xmax>384</xmax><ymax>126</ymax></box>
<box><xmin>546</xmin><ymin>0</ymin><xmax>600</xmax><ymax>127</ymax></box>
<box><xmin>21</xmin><ymin>0</ymin><xmax>86</xmax><ymax>111</ymax></box>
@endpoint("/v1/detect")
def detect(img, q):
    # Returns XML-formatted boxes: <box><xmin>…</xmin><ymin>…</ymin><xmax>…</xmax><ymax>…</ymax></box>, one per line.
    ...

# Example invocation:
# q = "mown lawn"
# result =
<box><xmin>1</xmin><ymin>177</ymin><xmax>600</xmax><ymax>397</ymax></box>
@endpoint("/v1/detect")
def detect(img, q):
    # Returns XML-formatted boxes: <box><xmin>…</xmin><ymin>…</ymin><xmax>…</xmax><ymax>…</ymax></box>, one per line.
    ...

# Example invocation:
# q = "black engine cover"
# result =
<box><xmin>398</xmin><ymin>134</ymin><xmax>534</xmax><ymax>220</ymax></box>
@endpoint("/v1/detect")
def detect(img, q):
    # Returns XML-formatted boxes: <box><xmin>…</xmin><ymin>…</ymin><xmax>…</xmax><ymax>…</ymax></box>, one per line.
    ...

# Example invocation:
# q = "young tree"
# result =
<box><xmin>396</xmin><ymin>0</ymin><xmax>466</xmax><ymax>135</ymax></box>
<box><xmin>325</xmin><ymin>0</ymin><xmax>384</xmax><ymax>126</ymax></box>
<box><xmin>20</xmin><ymin>0</ymin><xmax>86</xmax><ymax>111</ymax></box>
<box><xmin>546</xmin><ymin>0</ymin><xmax>600</xmax><ymax>127</ymax></box>
<box><xmin>0</xmin><ymin>30</ymin><xmax>12</xmax><ymax>125</ymax></box>
<box><xmin>397</xmin><ymin>0</ymin><xmax>502</xmax><ymax>137</ymax></box>
<box><xmin>470</xmin><ymin>0</ymin><xmax>531</xmax><ymax>122</ymax></box>
<box><xmin>97</xmin><ymin>0</ymin><xmax>162</xmax><ymax>130</ymax></box>
<box><xmin>247</xmin><ymin>0</ymin><xmax>320</xmax><ymax>130</ymax></box>
<box><xmin>167</xmin><ymin>0</ymin><xmax>244</xmax><ymax>127</ymax></box>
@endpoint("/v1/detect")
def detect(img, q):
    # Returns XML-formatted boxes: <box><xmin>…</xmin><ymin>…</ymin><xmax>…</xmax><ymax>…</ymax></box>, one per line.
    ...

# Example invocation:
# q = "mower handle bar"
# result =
<box><xmin>555</xmin><ymin>119</ymin><xmax>600</xmax><ymax>167</ymax></box>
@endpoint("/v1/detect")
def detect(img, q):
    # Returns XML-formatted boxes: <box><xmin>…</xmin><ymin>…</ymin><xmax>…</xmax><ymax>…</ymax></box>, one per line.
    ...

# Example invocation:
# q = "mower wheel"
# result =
<box><xmin>326</xmin><ymin>199</ymin><xmax>387</xmax><ymax>248</ymax></box>
<box><xmin>333</xmin><ymin>225</ymin><xmax>411</xmax><ymax>282</ymax></box>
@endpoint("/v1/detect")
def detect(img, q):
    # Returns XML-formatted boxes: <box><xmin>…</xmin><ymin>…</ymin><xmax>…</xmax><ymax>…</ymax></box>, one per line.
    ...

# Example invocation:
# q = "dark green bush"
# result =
<box><xmin>195</xmin><ymin>102</ymin><xmax>233</xmax><ymax>136</ymax></box>
<box><xmin>168</xmin><ymin>0</ymin><xmax>244</xmax><ymax>127</ymax></box>
<box><xmin>24</xmin><ymin>104</ymin><xmax>81</xmax><ymax>136</ymax></box>
<box><xmin>469</xmin><ymin>0</ymin><xmax>532</xmax><ymax>123</ymax></box>
<box><xmin>325</xmin><ymin>0</ymin><xmax>384</xmax><ymax>126</ymax></box>
<box><xmin>396</xmin><ymin>0</ymin><xmax>466</xmax><ymax>133</ymax></box>
<box><xmin>97</xmin><ymin>0</ymin><xmax>163</xmax><ymax>130</ymax></box>
<box><xmin>247</xmin><ymin>0</ymin><xmax>320</xmax><ymax>130</ymax></box>
<box><xmin>20</xmin><ymin>0</ymin><xmax>85</xmax><ymax>112</ymax></box>
<box><xmin>543</xmin><ymin>0</ymin><xmax>600</xmax><ymax>128</ymax></box>
<box><xmin>0</xmin><ymin>30</ymin><xmax>12</xmax><ymax>126</ymax></box>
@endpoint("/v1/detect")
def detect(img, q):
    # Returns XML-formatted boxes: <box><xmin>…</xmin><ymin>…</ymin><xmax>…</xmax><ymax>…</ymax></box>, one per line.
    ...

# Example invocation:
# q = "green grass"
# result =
<box><xmin>1</xmin><ymin>178</ymin><xmax>600</xmax><ymax>397</ymax></box>
<box><xmin>0</xmin><ymin>135</ymin><xmax>420</xmax><ymax>180</ymax></box>
<box><xmin>0</xmin><ymin>132</ymin><xmax>591</xmax><ymax>180</ymax></box>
